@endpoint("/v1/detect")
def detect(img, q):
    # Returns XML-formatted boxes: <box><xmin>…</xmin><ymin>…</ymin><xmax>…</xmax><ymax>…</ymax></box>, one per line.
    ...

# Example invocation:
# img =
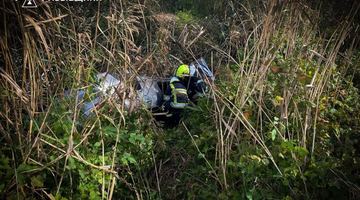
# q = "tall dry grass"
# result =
<box><xmin>1</xmin><ymin>0</ymin><xmax>359</xmax><ymax>199</ymax></box>
<box><xmin>204</xmin><ymin>0</ymin><xmax>360</xmax><ymax>192</ymax></box>
<box><xmin>0</xmin><ymin>1</ymin><xmax>157</xmax><ymax>198</ymax></box>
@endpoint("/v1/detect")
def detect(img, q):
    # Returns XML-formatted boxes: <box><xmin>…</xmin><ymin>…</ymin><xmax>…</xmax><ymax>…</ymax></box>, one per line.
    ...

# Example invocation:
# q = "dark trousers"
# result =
<box><xmin>163</xmin><ymin>100</ymin><xmax>182</xmax><ymax>128</ymax></box>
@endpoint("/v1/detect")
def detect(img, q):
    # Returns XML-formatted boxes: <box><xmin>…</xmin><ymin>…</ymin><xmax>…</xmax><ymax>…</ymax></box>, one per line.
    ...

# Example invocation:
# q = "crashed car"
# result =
<box><xmin>72</xmin><ymin>58</ymin><xmax>214</xmax><ymax>119</ymax></box>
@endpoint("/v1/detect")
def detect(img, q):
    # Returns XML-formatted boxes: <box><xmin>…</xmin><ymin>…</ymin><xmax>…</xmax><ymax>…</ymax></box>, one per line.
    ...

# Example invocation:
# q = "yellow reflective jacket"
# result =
<box><xmin>169</xmin><ymin>77</ymin><xmax>189</xmax><ymax>109</ymax></box>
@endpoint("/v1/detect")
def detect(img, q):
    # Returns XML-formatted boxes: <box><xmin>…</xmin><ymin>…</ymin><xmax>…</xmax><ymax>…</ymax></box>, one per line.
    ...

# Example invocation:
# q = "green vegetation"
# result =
<box><xmin>1</xmin><ymin>0</ymin><xmax>360</xmax><ymax>199</ymax></box>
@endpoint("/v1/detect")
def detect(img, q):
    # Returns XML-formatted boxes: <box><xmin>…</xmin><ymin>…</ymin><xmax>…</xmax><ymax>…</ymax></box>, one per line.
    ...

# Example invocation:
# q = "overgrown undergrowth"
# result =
<box><xmin>1</xmin><ymin>0</ymin><xmax>360</xmax><ymax>199</ymax></box>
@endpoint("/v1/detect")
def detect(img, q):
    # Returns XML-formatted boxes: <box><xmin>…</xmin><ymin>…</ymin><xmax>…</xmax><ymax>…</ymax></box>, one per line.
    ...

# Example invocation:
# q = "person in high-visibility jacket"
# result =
<box><xmin>167</xmin><ymin>64</ymin><xmax>208</xmax><ymax>105</ymax></box>
<box><xmin>169</xmin><ymin>64</ymin><xmax>191</xmax><ymax>108</ymax></box>
<box><xmin>163</xmin><ymin>64</ymin><xmax>208</xmax><ymax>127</ymax></box>
<box><xmin>161</xmin><ymin>64</ymin><xmax>191</xmax><ymax>127</ymax></box>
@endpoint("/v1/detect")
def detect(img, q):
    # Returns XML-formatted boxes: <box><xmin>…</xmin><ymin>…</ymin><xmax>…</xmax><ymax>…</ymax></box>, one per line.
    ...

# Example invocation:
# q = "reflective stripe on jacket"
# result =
<box><xmin>169</xmin><ymin>77</ymin><xmax>189</xmax><ymax>109</ymax></box>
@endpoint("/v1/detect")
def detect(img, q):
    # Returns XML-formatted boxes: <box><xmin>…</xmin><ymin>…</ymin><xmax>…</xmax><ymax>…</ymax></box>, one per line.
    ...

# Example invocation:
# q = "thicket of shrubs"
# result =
<box><xmin>0</xmin><ymin>0</ymin><xmax>359</xmax><ymax>199</ymax></box>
